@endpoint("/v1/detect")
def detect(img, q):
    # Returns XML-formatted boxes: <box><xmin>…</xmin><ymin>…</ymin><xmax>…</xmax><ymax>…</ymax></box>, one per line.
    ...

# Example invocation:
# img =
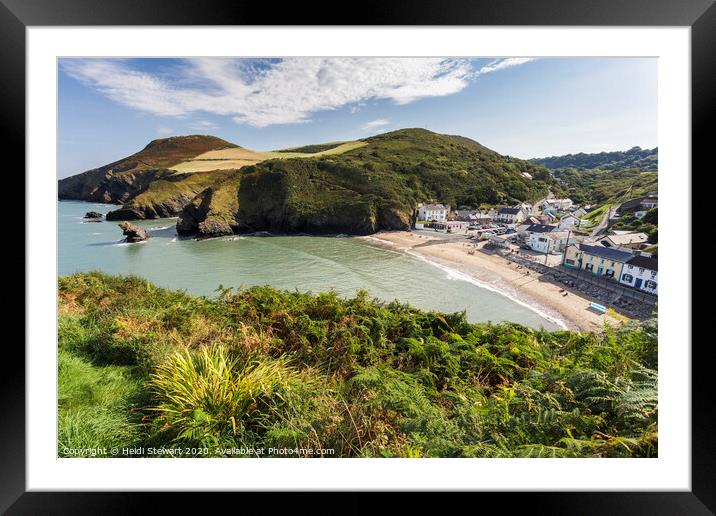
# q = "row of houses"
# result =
<box><xmin>419</xmin><ymin>197</ymin><xmax>590</xmax><ymax>230</ymax></box>
<box><xmin>563</xmin><ymin>243</ymin><xmax>658</xmax><ymax>294</ymax></box>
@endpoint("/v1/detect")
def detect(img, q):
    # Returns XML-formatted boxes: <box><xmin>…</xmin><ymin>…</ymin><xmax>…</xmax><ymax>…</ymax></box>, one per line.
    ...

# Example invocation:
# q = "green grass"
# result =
<box><xmin>574</xmin><ymin>203</ymin><xmax>613</xmax><ymax>232</ymax></box>
<box><xmin>129</xmin><ymin>169</ymin><xmax>236</xmax><ymax>209</ymax></box>
<box><xmin>58</xmin><ymin>345</ymin><xmax>146</xmax><ymax>457</ymax></box>
<box><xmin>274</xmin><ymin>141</ymin><xmax>366</xmax><ymax>155</ymax></box>
<box><xmin>58</xmin><ymin>272</ymin><xmax>658</xmax><ymax>458</ymax></box>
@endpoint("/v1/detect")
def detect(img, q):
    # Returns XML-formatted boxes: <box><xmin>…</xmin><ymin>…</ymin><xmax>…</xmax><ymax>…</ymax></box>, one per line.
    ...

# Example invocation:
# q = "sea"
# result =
<box><xmin>59</xmin><ymin>200</ymin><xmax>562</xmax><ymax>330</ymax></box>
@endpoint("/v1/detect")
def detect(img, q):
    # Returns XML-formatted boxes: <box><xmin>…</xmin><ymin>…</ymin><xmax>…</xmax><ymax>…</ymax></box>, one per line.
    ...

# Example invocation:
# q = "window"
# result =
<box><xmin>565</xmin><ymin>259</ymin><xmax>575</xmax><ymax>265</ymax></box>
<box><xmin>622</xmin><ymin>273</ymin><xmax>633</xmax><ymax>282</ymax></box>
<box><xmin>639</xmin><ymin>267</ymin><xmax>645</xmax><ymax>273</ymax></box>
<box><xmin>651</xmin><ymin>271</ymin><xmax>656</xmax><ymax>278</ymax></box>
<box><xmin>645</xmin><ymin>280</ymin><xmax>657</xmax><ymax>290</ymax></box>
<box><xmin>585</xmin><ymin>263</ymin><xmax>593</xmax><ymax>271</ymax></box>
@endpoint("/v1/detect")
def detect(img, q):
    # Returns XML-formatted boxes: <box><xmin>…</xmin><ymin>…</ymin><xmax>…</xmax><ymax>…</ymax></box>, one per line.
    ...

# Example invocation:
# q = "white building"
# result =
<box><xmin>619</xmin><ymin>255</ymin><xmax>658</xmax><ymax>294</ymax></box>
<box><xmin>496</xmin><ymin>207</ymin><xmax>527</xmax><ymax>224</ymax></box>
<box><xmin>558</xmin><ymin>213</ymin><xmax>585</xmax><ymax>230</ymax></box>
<box><xmin>417</xmin><ymin>203</ymin><xmax>449</xmax><ymax>222</ymax></box>
<box><xmin>521</xmin><ymin>223</ymin><xmax>558</xmax><ymax>239</ymax></box>
<box><xmin>545</xmin><ymin>198</ymin><xmax>574</xmax><ymax>210</ymax></box>
<box><xmin>515</xmin><ymin>202</ymin><xmax>533</xmax><ymax>215</ymax></box>
<box><xmin>528</xmin><ymin>231</ymin><xmax>576</xmax><ymax>254</ymax></box>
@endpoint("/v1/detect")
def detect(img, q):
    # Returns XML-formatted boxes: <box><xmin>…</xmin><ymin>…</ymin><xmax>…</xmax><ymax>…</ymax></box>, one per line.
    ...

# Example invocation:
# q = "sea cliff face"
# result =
<box><xmin>59</xmin><ymin>129</ymin><xmax>556</xmax><ymax>238</ymax></box>
<box><xmin>58</xmin><ymin>167</ymin><xmax>174</xmax><ymax>205</ymax></box>
<box><xmin>59</xmin><ymin>134</ymin><xmax>236</xmax><ymax>205</ymax></box>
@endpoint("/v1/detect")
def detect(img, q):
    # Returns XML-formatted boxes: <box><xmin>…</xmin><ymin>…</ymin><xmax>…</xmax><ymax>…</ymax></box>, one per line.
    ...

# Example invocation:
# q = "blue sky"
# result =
<box><xmin>58</xmin><ymin>57</ymin><xmax>657</xmax><ymax>178</ymax></box>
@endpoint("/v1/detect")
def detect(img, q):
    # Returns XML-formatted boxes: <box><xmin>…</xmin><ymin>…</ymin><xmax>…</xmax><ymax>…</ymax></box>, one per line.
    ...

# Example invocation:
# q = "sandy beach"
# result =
<box><xmin>365</xmin><ymin>231</ymin><xmax>623</xmax><ymax>332</ymax></box>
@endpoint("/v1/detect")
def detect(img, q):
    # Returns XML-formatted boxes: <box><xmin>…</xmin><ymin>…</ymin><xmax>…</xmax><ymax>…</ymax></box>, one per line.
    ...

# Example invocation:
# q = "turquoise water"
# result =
<box><xmin>59</xmin><ymin>200</ymin><xmax>560</xmax><ymax>330</ymax></box>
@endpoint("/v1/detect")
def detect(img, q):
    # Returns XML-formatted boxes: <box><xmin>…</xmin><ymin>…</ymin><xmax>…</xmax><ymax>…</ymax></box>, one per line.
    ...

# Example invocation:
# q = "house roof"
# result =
<box><xmin>578</xmin><ymin>244</ymin><xmax>633</xmax><ymax>263</ymax></box>
<box><xmin>618</xmin><ymin>198</ymin><xmax>643</xmax><ymax>211</ymax></box>
<box><xmin>499</xmin><ymin>207</ymin><xmax>521</xmax><ymax>215</ymax></box>
<box><xmin>548</xmin><ymin>232</ymin><xmax>571</xmax><ymax>240</ymax></box>
<box><xmin>605</xmin><ymin>232</ymin><xmax>649</xmax><ymax>245</ymax></box>
<box><xmin>421</xmin><ymin>203</ymin><xmax>448</xmax><ymax>210</ymax></box>
<box><xmin>619</xmin><ymin>196</ymin><xmax>658</xmax><ymax>212</ymax></box>
<box><xmin>525</xmin><ymin>224</ymin><xmax>557</xmax><ymax>233</ymax></box>
<box><xmin>627</xmin><ymin>255</ymin><xmax>658</xmax><ymax>271</ymax></box>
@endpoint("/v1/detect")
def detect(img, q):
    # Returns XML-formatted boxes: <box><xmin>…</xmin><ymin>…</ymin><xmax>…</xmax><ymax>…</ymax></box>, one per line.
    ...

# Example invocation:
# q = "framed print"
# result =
<box><xmin>3</xmin><ymin>0</ymin><xmax>712</xmax><ymax>512</ymax></box>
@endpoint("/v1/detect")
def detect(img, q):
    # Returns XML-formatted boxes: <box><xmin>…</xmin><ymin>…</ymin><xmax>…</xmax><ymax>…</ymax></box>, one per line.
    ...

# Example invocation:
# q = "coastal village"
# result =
<box><xmin>408</xmin><ymin>194</ymin><xmax>658</xmax><ymax>328</ymax></box>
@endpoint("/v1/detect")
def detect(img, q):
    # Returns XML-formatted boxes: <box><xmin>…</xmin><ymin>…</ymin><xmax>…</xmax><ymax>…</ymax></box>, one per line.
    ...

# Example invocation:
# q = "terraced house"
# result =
<box><xmin>562</xmin><ymin>244</ymin><xmax>633</xmax><ymax>279</ymax></box>
<box><xmin>496</xmin><ymin>206</ymin><xmax>527</xmax><ymax>224</ymax></box>
<box><xmin>619</xmin><ymin>255</ymin><xmax>658</xmax><ymax>294</ymax></box>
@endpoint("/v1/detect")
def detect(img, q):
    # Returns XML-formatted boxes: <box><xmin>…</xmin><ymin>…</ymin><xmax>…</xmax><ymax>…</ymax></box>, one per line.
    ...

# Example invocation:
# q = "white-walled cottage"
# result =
<box><xmin>418</xmin><ymin>203</ymin><xmax>449</xmax><ymax>222</ymax></box>
<box><xmin>619</xmin><ymin>255</ymin><xmax>658</xmax><ymax>294</ymax></box>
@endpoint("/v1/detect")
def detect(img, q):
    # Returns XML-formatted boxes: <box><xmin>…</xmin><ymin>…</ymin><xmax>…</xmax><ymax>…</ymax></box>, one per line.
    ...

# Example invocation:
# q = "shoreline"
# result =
<box><xmin>363</xmin><ymin>231</ymin><xmax>623</xmax><ymax>332</ymax></box>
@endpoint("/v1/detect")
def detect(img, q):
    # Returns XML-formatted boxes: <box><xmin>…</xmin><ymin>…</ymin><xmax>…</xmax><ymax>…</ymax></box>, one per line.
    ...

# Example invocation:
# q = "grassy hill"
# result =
<box><xmin>59</xmin><ymin>128</ymin><xmax>558</xmax><ymax>237</ymax></box>
<box><xmin>175</xmin><ymin>129</ymin><xmax>558</xmax><ymax>236</ymax></box>
<box><xmin>58</xmin><ymin>135</ymin><xmax>237</xmax><ymax>204</ymax></box>
<box><xmin>528</xmin><ymin>147</ymin><xmax>658</xmax><ymax>206</ymax></box>
<box><xmin>59</xmin><ymin>272</ymin><xmax>658</xmax><ymax>458</ymax></box>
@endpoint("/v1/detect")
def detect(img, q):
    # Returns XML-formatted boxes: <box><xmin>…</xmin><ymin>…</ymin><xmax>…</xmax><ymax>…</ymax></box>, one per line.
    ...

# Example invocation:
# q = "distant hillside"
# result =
<box><xmin>527</xmin><ymin>147</ymin><xmax>658</xmax><ymax>206</ymax></box>
<box><xmin>59</xmin><ymin>128</ymin><xmax>558</xmax><ymax>237</ymax></box>
<box><xmin>530</xmin><ymin>146</ymin><xmax>658</xmax><ymax>172</ymax></box>
<box><xmin>551</xmin><ymin>168</ymin><xmax>658</xmax><ymax>206</ymax></box>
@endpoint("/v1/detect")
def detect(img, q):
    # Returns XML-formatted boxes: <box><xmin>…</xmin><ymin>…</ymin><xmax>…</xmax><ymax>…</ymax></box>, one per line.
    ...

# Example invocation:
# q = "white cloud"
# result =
<box><xmin>62</xmin><ymin>57</ymin><xmax>534</xmax><ymax>128</ymax></box>
<box><xmin>477</xmin><ymin>58</ymin><xmax>536</xmax><ymax>75</ymax></box>
<box><xmin>361</xmin><ymin>119</ymin><xmax>391</xmax><ymax>130</ymax></box>
<box><xmin>156</xmin><ymin>127</ymin><xmax>174</xmax><ymax>135</ymax></box>
<box><xmin>190</xmin><ymin>120</ymin><xmax>219</xmax><ymax>131</ymax></box>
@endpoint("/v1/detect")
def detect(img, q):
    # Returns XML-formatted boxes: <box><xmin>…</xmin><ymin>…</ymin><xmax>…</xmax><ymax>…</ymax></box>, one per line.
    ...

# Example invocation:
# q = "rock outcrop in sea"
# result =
<box><xmin>118</xmin><ymin>222</ymin><xmax>149</xmax><ymax>243</ymax></box>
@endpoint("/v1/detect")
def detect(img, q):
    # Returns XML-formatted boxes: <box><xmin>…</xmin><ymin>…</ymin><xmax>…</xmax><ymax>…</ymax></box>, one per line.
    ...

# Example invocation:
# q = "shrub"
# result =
<box><xmin>148</xmin><ymin>346</ymin><xmax>300</xmax><ymax>448</ymax></box>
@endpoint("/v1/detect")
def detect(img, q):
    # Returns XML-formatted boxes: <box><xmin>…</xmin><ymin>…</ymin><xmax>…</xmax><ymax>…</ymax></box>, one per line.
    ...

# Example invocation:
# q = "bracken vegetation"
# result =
<box><xmin>59</xmin><ymin>272</ymin><xmax>658</xmax><ymax>458</ymax></box>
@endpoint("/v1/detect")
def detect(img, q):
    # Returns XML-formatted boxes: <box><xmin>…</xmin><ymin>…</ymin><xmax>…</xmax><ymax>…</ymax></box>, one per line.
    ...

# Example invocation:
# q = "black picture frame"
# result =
<box><xmin>3</xmin><ymin>0</ymin><xmax>710</xmax><ymax>512</ymax></box>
